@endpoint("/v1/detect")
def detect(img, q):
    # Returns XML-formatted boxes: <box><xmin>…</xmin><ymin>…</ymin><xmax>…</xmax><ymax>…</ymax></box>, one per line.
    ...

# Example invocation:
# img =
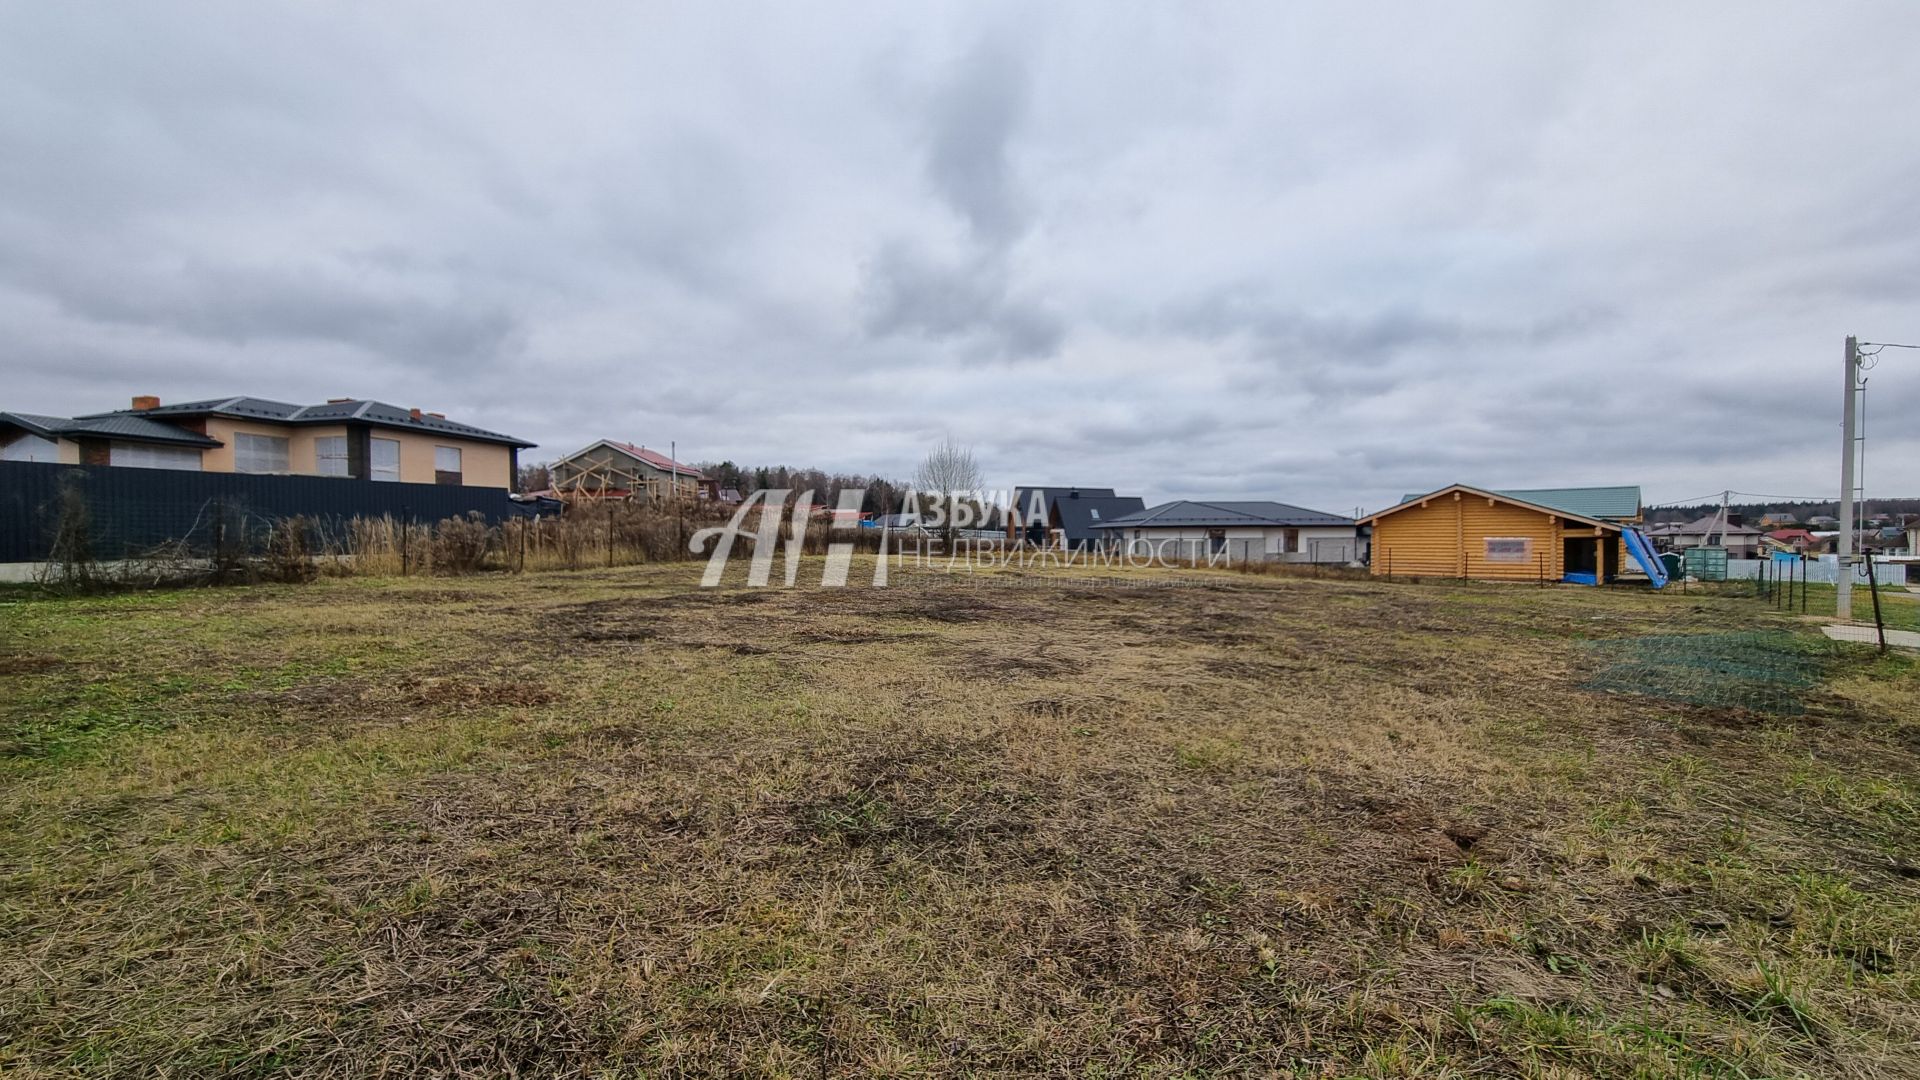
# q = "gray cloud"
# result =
<box><xmin>858</xmin><ymin>33</ymin><xmax>1063</xmax><ymax>362</ymax></box>
<box><xmin>925</xmin><ymin>37</ymin><xmax>1031</xmax><ymax>244</ymax></box>
<box><xmin>860</xmin><ymin>241</ymin><xmax>1063</xmax><ymax>360</ymax></box>
<box><xmin>2</xmin><ymin>3</ymin><xmax>1918</xmax><ymax>512</ymax></box>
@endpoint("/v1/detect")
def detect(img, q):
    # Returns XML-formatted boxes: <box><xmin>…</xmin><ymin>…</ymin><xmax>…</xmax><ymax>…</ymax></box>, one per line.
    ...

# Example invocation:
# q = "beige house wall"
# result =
<box><xmin>393</xmin><ymin>434</ymin><xmax>512</xmax><ymax>488</ymax></box>
<box><xmin>196</xmin><ymin>418</ymin><xmax>512</xmax><ymax>487</ymax></box>
<box><xmin>201</xmin><ymin>418</ymin><xmax>348</xmax><ymax>475</ymax></box>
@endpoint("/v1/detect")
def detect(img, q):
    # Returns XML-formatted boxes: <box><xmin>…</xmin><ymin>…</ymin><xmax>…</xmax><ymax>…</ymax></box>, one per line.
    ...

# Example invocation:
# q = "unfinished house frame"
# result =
<box><xmin>548</xmin><ymin>440</ymin><xmax>706</xmax><ymax>505</ymax></box>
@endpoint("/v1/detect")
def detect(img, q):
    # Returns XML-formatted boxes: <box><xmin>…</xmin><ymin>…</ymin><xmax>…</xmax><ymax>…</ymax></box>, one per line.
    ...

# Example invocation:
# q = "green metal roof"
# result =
<box><xmin>1496</xmin><ymin>486</ymin><xmax>1641</xmax><ymax>521</ymax></box>
<box><xmin>1394</xmin><ymin>485</ymin><xmax>1642</xmax><ymax>522</ymax></box>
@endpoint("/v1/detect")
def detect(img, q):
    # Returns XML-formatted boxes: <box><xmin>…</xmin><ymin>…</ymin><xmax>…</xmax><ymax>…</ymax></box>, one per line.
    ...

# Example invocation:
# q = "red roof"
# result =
<box><xmin>1767</xmin><ymin>529</ymin><xmax>1815</xmax><ymax>542</ymax></box>
<box><xmin>609</xmin><ymin>442</ymin><xmax>707</xmax><ymax>480</ymax></box>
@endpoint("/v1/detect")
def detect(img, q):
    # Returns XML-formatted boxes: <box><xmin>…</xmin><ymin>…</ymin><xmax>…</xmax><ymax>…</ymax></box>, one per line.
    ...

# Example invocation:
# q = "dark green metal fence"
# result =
<box><xmin>0</xmin><ymin>461</ymin><xmax>519</xmax><ymax>562</ymax></box>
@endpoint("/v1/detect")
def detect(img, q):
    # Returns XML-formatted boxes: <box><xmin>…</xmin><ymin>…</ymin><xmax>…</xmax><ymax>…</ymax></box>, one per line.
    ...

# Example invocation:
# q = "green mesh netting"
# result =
<box><xmin>1580</xmin><ymin>631</ymin><xmax>1841</xmax><ymax>715</ymax></box>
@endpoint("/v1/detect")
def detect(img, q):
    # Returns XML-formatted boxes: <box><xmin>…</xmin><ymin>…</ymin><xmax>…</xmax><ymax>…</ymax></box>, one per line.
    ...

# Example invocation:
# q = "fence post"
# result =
<box><xmin>1864</xmin><ymin>555</ymin><xmax>1886</xmax><ymax>652</ymax></box>
<box><xmin>401</xmin><ymin>507</ymin><xmax>410</xmax><ymax>576</ymax></box>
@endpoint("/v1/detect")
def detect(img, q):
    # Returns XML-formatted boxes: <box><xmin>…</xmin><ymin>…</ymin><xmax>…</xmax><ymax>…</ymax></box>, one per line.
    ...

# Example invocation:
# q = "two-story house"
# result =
<box><xmin>0</xmin><ymin>396</ymin><xmax>534</xmax><ymax>489</ymax></box>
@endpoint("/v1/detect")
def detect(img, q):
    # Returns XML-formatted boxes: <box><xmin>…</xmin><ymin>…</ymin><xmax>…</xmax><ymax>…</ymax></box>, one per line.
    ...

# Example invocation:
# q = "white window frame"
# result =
<box><xmin>434</xmin><ymin>445</ymin><xmax>462</xmax><ymax>474</ymax></box>
<box><xmin>314</xmin><ymin>435</ymin><xmax>349</xmax><ymax>478</ymax></box>
<box><xmin>233</xmin><ymin>433</ymin><xmax>290</xmax><ymax>474</ymax></box>
<box><xmin>109</xmin><ymin>442</ymin><xmax>203</xmax><ymax>471</ymax></box>
<box><xmin>1484</xmin><ymin>537</ymin><xmax>1533</xmax><ymax>563</ymax></box>
<box><xmin>370</xmin><ymin>437</ymin><xmax>401</xmax><ymax>482</ymax></box>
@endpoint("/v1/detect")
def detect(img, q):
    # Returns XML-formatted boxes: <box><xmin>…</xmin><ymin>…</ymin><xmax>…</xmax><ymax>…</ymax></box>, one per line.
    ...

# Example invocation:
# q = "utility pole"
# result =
<box><xmin>1707</xmin><ymin>490</ymin><xmax>1729</xmax><ymax>547</ymax></box>
<box><xmin>1838</xmin><ymin>335</ymin><xmax>1858</xmax><ymax>621</ymax></box>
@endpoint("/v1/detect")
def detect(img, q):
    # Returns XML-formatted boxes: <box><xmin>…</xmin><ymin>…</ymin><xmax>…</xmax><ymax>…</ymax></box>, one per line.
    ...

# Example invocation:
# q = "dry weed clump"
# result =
<box><xmin>263</xmin><ymin>516</ymin><xmax>319</xmax><ymax>583</ymax></box>
<box><xmin>427</xmin><ymin>512</ymin><xmax>494</xmax><ymax>574</ymax></box>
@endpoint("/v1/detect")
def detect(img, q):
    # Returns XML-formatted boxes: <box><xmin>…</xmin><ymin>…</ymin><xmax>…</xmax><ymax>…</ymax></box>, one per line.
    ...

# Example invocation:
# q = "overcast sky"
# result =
<box><xmin>4</xmin><ymin>4</ymin><xmax>1917</xmax><ymax>513</ymax></box>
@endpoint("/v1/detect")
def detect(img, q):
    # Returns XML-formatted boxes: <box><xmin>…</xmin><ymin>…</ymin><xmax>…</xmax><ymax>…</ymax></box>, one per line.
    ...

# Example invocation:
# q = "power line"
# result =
<box><xmin>1650</xmin><ymin>490</ymin><xmax>1730</xmax><ymax>508</ymax></box>
<box><xmin>1649</xmin><ymin>490</ymin><xmax>1847</xmax><ymax>509</ymax></box>
<box><xmin>1730</xmin><ymin>491</ymin><xmax>1845</xmax><ymax>502</ymax></box>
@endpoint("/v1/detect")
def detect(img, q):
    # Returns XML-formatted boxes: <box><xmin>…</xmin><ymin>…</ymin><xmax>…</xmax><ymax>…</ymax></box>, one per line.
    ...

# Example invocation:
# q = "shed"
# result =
<box><xmin>1361</xmin><ymin>484</ymin><xmax>1646</xmax><ymax>584</ymax></box>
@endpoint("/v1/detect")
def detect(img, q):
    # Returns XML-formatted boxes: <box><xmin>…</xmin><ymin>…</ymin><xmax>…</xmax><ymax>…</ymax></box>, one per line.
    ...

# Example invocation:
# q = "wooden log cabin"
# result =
<box><xmin>1359</xmin><ymin>484</ymin><xmax>1644</xmax><ymax>585</ymax></box>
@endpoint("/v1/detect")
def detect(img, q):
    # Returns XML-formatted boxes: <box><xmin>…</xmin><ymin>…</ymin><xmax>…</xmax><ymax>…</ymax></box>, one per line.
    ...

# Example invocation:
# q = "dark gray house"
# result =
<box><xmin>1006</xmin><ymin>486</ymin><xmax>1143</xmax><ymax>549</ymax></box>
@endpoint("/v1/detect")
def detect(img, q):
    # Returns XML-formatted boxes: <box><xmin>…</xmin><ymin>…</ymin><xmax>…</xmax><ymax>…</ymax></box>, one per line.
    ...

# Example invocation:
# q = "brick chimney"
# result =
<box><xmin>427</xmin><ymin>412</ymin><xmax>445</xmax><ymax>419</ymax></box>
<box><xmin>131</xmin><ymin>395</ymin><xmax>160</xmax><ymax>411</ymax></box>
<box><xmin>327</xmin><ymin>397</ymin><xmax>352</xmax><ymax>404</ymax></box>
<box><xmin>409</xmin><ymin>407</ymin><xmax>423</xmax><ymax>421</ymax></box>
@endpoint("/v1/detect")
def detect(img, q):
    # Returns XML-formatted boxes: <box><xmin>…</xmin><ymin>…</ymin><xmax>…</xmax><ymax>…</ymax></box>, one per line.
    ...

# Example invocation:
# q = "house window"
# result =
<box><xmin>315</xmin><ymin>436</ymin><xmax>349</xmax><ymax>477</ymax></box>
<box><xmin>1</xmin><ymin>433</ymin><xmax>60</xmax><ymax>462</ymax></box>
<box><xmin>1485</xmin><ymin>537</ymin><xmax>1532</xmax><ymax>563</ymax></box>
<box><xmin>109</xmin><ymin>442</ymin><xmax>203</xmax><ymax>470</ymax></box>
<box><xmin>434</xmin><ymin>445</ymin><xmax>462</xmax><ymax>485</ymax></box>
<box><xmin>370</xmin><ymin>438</ymin><xmax>401</xmax><ymax>482</ymax></box>
<box><xmin>234</xmin><ymin>433</ymin><xmax>290</xmax><ymax>473</ymax></box>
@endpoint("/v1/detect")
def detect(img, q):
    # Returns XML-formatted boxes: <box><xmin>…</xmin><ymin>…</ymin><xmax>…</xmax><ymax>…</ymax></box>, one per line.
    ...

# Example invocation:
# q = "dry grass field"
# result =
<box><xmin>2</xmin><ymin>560</ymin><xmax>1918</xmax><ymax>1077</ymax></box>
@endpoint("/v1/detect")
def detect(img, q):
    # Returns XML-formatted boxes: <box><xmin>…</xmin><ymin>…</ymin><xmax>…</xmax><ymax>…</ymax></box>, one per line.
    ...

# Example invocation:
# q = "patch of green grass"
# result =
<box><xmin>1738</xmin><ymin>960</ymin><xmax>1823</xmax><ymax>1039</ymax></box>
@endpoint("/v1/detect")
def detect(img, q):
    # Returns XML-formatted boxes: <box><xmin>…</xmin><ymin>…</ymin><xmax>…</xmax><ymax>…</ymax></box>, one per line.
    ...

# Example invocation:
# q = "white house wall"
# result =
<box><xmin>1121</xmin><ymin>525</ymin><xmax>1360</xmax><ymax>563</ymax></box>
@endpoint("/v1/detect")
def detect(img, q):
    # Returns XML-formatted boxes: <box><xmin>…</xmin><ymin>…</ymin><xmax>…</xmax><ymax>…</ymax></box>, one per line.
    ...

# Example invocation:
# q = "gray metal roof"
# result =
<box><xmin>74</xmin><ymin>396</ymin><xmax>534</xmax><ymax>447</ymax></box>
<box><xmin>1095</xmin><ymin>499</ymin><xmax>1354</xmax><ymax>529</ymax></box>
<box><xmin>1049</xmin><ymin>495</ymin><xmax>1147</xmax><ymax>541</ymax></box>
<box><xmin>0</xmin><ymin>412</ymin><xmax>75</xmax><ymax>438</ymax></box>
<box><xmin>1011</xmin><ymin>486</ymin><xmax>1116</xmax><ymax>523</ymax></box>
<box><xmin>116</xmin><ymin>396</ymin><xmax>305</xmax><ymax>421</ymax></box>
<box><xmin>0</xmin><ymin>410</ymin><xmax>222</xmax><ymax>447</ymax></box>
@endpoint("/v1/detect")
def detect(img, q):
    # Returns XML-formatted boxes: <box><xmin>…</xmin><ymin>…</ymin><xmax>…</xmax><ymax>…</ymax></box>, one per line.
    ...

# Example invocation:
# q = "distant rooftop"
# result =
<box><xmin>1096</xmin><ymin>499</ymin><xmax>1354</xmax><ymax>529</ymax></box>
<box><xmin>605</xmin><ymin>442</ymin><xmax>708</xmax><ymax>480</ymax></box>
<box><xmin>67</xmin><ymin>396</ymin><xmax>534</xmax><ymax>448</ymax></box>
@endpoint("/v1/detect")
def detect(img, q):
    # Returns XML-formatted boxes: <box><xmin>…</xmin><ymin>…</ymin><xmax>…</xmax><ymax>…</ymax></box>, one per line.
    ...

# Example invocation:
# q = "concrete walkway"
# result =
<box><xmin>1822</xmin><ymin>624</ymin><xmax>1920</xmax><ymax>650</ymax></box>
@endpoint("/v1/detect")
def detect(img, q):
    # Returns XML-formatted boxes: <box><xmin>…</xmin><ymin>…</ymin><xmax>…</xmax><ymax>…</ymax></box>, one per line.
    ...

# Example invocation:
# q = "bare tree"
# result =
<box><xmin>913</xmin><ymin>436</ymin><xmax>982</xmax><ymax>537</ymax></box>
<box><xmin>516</xmin><ymin>461</ymin><xmax>552</xmax><ymax>493</ymax></box>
